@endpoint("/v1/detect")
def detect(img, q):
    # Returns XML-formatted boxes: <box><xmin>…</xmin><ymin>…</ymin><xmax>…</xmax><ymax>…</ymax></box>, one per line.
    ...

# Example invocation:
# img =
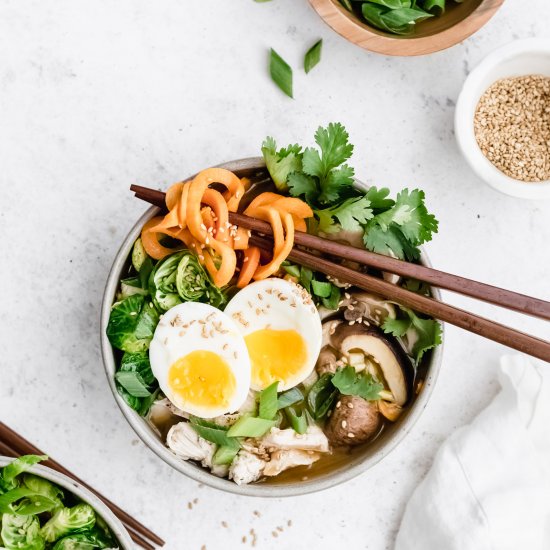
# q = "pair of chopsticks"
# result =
<box><xmin>131</xmin><ymin>184</ymin><xmax>550</xmax><ymax>363</ymax></box>
<box><xmin>0</xmin><ymin>422</ymin><xmax>164</xmax><ymax>550</ymax></box>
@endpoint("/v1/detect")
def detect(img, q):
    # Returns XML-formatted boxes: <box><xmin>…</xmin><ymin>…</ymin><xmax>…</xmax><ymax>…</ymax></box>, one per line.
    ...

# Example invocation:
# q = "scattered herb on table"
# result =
<box><xmin>269</xmin><ymin>48</ymin><xmax>293</xmax><ymax>98</ymax></box>
<box><xmin>304</xmin><ymin>39</ymin><xmax>323</xmax><ymax>74</ymax></box>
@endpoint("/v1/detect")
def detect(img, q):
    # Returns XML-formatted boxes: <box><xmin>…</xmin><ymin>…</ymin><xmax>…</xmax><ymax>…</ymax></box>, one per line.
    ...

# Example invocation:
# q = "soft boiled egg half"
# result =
<box><xmin>224</xmin><ymin>278</ymin><xmax>322</xmax><ymax>391</ymax></box>
<box><xmin>149</xmin><ymin>303</ymin><xmax>251</xmax><ymax>418</ymax></box>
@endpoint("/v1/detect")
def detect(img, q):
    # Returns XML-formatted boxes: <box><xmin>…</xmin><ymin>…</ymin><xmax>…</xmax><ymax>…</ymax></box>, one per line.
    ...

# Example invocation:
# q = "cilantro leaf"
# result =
<box><xmin>261</xmin><ymin>137</ymin><xmax>303</xmax><ymax>192</ymax></box>
<box><xmin>363</xmin><ymin>222</ymin><xmax>421</xmax><ymax>261</ymax></box>
<box><xmin>301</xmin><ymin>123</ymin><xmax>355</xmax><ymax>205</ymax></box>
<box><xmin>287</xmin><ymin>171</ymin><xmax>319</xmax><ymax>203</ymax></box>
<box><xmin>315</xmin><ymin>195</ymin><xmax>373</xmax><ymax>233</ymax></box>
<box><xmin>362</xmin><ymin>188</ymin><xmax>438</xmax><ymax>261</ymax></box>
<box><xmin>365</xmin><ymin>186</ymin><xmax>395</xmax><ymax>212</ymax></box>
<box><xmin>320</xmin><ymin>164</ymin><xmax>355</xmax><ymax>203</ymax></box>
<box><xmin>382</xmin><ymin>307</ymin><xmax>442</xmax><ymax>363</ymax></box>
<box><xmin>331</xmin><ymin>366</ymin><xmax>384</xmax><ymax>401</ymax></box>
<box><xmin>374</xmin><ymin>189</ymin><xmax>438</xmax><ymax>245</ymax></box>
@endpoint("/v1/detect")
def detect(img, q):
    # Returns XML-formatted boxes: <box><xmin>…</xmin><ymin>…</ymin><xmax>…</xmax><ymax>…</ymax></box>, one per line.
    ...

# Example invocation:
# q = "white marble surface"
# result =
<box><xmin>1</xmin><ymin>0</ymin><xmax>549</xmax><ymax>549</ymax></box>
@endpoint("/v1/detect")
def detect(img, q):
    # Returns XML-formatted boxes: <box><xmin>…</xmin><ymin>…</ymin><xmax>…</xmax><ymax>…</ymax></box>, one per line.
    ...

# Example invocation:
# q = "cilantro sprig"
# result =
<box><xmin>382</xmin><ymin>306</ymin><xmax>442</xmax><ymax>363</ymax></box>
<box><xmin>261</xmin><ymin>122</ymin><xmax>438</xmax><ymax>261</ymax></box>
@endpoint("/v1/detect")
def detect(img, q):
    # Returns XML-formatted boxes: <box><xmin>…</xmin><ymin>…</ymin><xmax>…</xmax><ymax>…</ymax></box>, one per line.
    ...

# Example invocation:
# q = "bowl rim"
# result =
<box><xmin>0</xmin><ymin>456</ymin><xmax>134</xmax><ymax>549</ymax></box>
<box><xmin>455</xmin><ymin>38</ymin><xmax>550</xmax><ymax>199</ymax></box>
<box><xmin>100</xmin><ymin>156</ymin><xmax>444</xmax><ymax>497</ymax></box>
<box><xmin>308</xmin><ymin>0</ymin><xmax>504</xmax><ymax>56</ymax></box>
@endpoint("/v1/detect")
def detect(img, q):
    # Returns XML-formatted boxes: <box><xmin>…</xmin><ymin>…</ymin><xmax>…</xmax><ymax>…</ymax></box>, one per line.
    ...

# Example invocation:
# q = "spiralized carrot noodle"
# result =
<box><xmin>139</xmin><ymin>167</ymin><xmax>312</xmax><ymax>288</ymax></box>
<box><xmin>237</xmin><ymin>246</ymin><xmax>261</xmax><ymax>288</ymax></box>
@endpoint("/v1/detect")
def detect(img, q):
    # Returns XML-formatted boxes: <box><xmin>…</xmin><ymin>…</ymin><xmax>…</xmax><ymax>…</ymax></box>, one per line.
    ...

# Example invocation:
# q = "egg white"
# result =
<box><xmin>224</xmin><ymin>278</ymin><xmax>322</xmax><ymax>390</ymax></box>
<box><xmin>149</xmin><ymin>302</ymin><xmax>251</xmax><ymax>418</ymax></box>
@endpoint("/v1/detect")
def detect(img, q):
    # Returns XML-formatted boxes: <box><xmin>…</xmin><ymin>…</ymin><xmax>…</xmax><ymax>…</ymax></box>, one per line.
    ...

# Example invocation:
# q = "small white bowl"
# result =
<box><xmin>455</xmin><ymin>38</ymin><xmax>550</xmax><ymax>199</ymax></box>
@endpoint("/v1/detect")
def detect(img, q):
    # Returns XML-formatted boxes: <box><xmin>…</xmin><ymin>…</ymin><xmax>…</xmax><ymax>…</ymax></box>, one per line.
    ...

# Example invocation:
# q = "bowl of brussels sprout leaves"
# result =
<box><xmin>309</xmin><ymin>0</ymin><xmax>503</xmax><ymax>56</ymax></box>
<box><xmin>0</xmin><ymin>455</ymin><xmax>132</xmax><ymax>550</ymax></box>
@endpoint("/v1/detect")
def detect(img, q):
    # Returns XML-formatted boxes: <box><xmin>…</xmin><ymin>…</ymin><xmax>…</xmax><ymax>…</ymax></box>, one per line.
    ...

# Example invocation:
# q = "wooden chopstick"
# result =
<box><xmin>131</xmin><ymin>185</ymin><xmax>550</xmax><ymax>361</ymax></box>
<box><xmin>0</xmin><ymin>423</ymin><xmax>163</xmax><ymax>549</ymax></box>
<box><xmin>131</xmin><ymin>184</ymin><xmax>550</xmax><ymax>321</ymax></box>
<box><xmin>249</xmin><ymin>235</ymin><xmax>550</xmax><ymax>362</ymax></box>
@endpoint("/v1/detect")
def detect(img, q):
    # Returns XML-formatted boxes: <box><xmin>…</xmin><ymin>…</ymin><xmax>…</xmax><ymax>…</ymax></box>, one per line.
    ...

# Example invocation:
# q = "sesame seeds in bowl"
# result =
<box><xmin>455</xmin><ymin>38</ymin><xmax>550</xmax><ymax>199</ymax></box>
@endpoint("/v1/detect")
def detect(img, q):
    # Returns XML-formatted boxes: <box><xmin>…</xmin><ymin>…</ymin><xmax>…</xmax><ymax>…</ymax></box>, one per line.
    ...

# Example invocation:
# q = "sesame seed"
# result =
<box><xmin>336</xmin><ymin>401</ymin><xmax>341</xmax><ymax>408</ymax></box>
<box><xmin>341</xmin><ymin>420</ymin><xmax>347</xmax><ymax>428</ymax></box>
<box><xmin>347</xmin><ymin>432</ymin><xmax>355</xmax><ymax>438</ymax></box>
<box><xmin>347</xmin><ymin>402</ymin><xmax>354</xmax><ymax>409</ymax></box>
<box><xmin>200</xmin><ymin>223</ymin><xmax>206</xmax><ymax>231</ymax></box>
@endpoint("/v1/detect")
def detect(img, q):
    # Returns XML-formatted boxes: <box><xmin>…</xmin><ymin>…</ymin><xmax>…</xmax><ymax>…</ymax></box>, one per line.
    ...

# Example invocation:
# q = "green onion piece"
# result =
<box><xmin>322</xmin><ymin>285</ymin><xmax>341</xmax><ymax>310</ymax></box>
<box><xmin>307</xmin><ymin>373</ymin><xmax>338</xmax><ymax>420</ymax></box>
<box><xmin>277</xmin><ymin>387</ymin><xmax>304</xmax><ymax>410</ymax></box>
<box><xmin>212</xmin><ymin>441</ymin><xmax>240</xmax><ymax>465</ymax></box>
<box><xmin>339</xmin><ymin>0</ymin><xmax>353</xmax><ymax>10</ymax></box>
<box><xmin>285</xmin><ymin>407</ymin><xmax>308</xmax><ymax>434</ymax></box>
<box><xmin>283</xmin><ymin>264</ymin><xmax>301</xmax><ymax>278</ymax></box>
<box><xmin>304</xmin><ymin>39</ymin><xmax>322</xmax><ymax>74</ymax></box>
<box><xmin>269</xmin><ymin>48</ymin><xmax>293</xmax><ymax>98</ymax></box>
<box><xmin>299</xmin><ymin>267</ymin><xmax>313</xmax><ymax>293</ymax></box>
<box><xmin>190</xmin><ymin>417</ymin><xmax>235</xmax><ymax>447</ymax></box>
<box><xmin>227</xmin><ymin>416</ymin><xmax>277</xmax><ymax>438</ymax></box>
<box><xmin>311</xmin><ymin>279</ymin><xmax>332</xmax><ymax>298</ymax></box>
<box><xmin>115</xmin><ymin>371</ymin><xmax>151</xmax><ymax>397</ymax></box>
<box><xmin>259</xmin><ymin>381</ymin><xmax>279</xmax><ymax>420</ymax></box>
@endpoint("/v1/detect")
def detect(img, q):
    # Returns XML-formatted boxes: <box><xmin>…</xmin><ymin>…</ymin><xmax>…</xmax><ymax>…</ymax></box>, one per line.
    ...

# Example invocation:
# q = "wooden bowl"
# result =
<box><xmin>309</xmin><ymin>0</ymin><xmax>504</xmax><ymax>56</ymax></box>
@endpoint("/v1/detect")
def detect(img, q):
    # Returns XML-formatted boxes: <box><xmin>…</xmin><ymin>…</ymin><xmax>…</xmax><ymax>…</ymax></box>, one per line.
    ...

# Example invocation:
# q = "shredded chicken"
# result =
<box><xmin>166</xmin><ymin>422</ymin><xmax>214</xmax><ymax>466</ymax></box>
<box><xmin>263</xmin><ymin>449</ymin><xmax>321</xmax><ymax>477</ymax></box>
<box><xmin>228</xmin><ymin>451</ymin><xmax>266</xmax><ymax>485</ymax></box>
<box><xmin>151</xmin><ymin>397</ymin><xmax>188</xmax><ymax>418</ymax></box>
<box><xmin>261</xmin><ymin>425</ymin><xmax>330</xmax><ymax>453</ymax></box>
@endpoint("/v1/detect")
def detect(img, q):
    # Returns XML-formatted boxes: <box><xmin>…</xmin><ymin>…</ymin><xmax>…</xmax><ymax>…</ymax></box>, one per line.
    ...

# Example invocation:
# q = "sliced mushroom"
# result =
<box><xmin>321</xmin><ymin>319</ymin><xmax>343</xmax><ymax>347</ymax></box>
<box><xmin>316</xmin><ymin>347</ymin><xmax>338</xmax><ymax>376</ymax></box>
<box><xmin>378</xmin><ymin>400</ymin><xmax>403</xmax><ymax>422</ymax></box>
<box><xmin>339</xmin><ymin>291</ymin><xmax>396</xmax><ymax>326</ymax></box>
<box><xmin>329</xmin><ymin>323</ymin><xmax>413</xmax><ymax>407</ymax></box>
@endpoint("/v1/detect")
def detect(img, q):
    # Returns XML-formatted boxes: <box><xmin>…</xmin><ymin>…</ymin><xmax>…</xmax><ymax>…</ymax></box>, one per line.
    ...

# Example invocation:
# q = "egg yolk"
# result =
<box><xmin>244</xmin><ymin>329</ymin><xmax>307</xmax><ymax>389</ymax></box>
<box><xmin>168</xmin><ymin>350</ymin><xmax>236</xmax><ymax>408</ymax></box>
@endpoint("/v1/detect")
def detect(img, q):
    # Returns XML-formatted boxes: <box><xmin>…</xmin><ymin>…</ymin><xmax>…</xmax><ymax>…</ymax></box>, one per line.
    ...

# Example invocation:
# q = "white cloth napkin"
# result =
<box><xmin>395</xmin><ymin>354</ymin><xmax>550</xmax><ymax>550</ymax></box>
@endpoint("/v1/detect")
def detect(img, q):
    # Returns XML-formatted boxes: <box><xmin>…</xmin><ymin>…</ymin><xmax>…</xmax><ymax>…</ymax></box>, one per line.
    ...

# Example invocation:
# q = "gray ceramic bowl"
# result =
<box><xmin>0</xmin><ymin>457</ymin><xmax>133</xmax><ymax>549</ymax></box>
<box><xmin>100</xmin><ymin>157</ymin><xmax>443</xmax><ymax>497</ymax></box>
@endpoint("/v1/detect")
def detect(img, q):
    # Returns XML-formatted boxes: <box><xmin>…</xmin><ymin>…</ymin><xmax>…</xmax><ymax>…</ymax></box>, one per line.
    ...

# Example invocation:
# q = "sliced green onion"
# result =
<box><xmin>285</xmin><ymin>407</ymin><xmax>308</xmax><ymax>434</ymax></box>
<box><xmin>322</xmin><ymin>285</ymin><xmax>341</xmax><ymax>310</ymax></box>
<box><xmin>227</xmin><ymin>416</ymin><xmax>277</xmax><ymax>438</ymax></box>
<box><xmin>311</xmin><ymin>279</ymin><xmax>332</xmax><ymax>298</ymax></box>
<box><xmin>277</xmin><ymin>387</ymin><xmax>303</xmax><ymax>410</ymax></box>
<box><xmin>189</xmin><ymin>417</ymin><xmax>235</xmax><ymax>447</ymax></box>
<box><xmin>304</xmin><ymin>39</ymin><xmax>322</xmax><ymax>74</ymax></box>
<box><xmin>283</xmin><ymin>264</ymin><xmax>301</xmax><ymax>278</ymax></box>
<box><xmin>212</xmin><ymin>441</ymin><xmax>240</xmax><ymax>465</ymax></box>
<box><xmin>269</xmin><ymin>48</ymin><xmax>293</xmax><ymax>98</ymax></box>
<box><xmin>259</xmin><ymin>381</ymin><xmax>279</xmax><ymax>420</ymax></box>
<box><xmin>115</xmin><ymin>371</ymin><xmax>151</xmax><ymax>397</ymax></box>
